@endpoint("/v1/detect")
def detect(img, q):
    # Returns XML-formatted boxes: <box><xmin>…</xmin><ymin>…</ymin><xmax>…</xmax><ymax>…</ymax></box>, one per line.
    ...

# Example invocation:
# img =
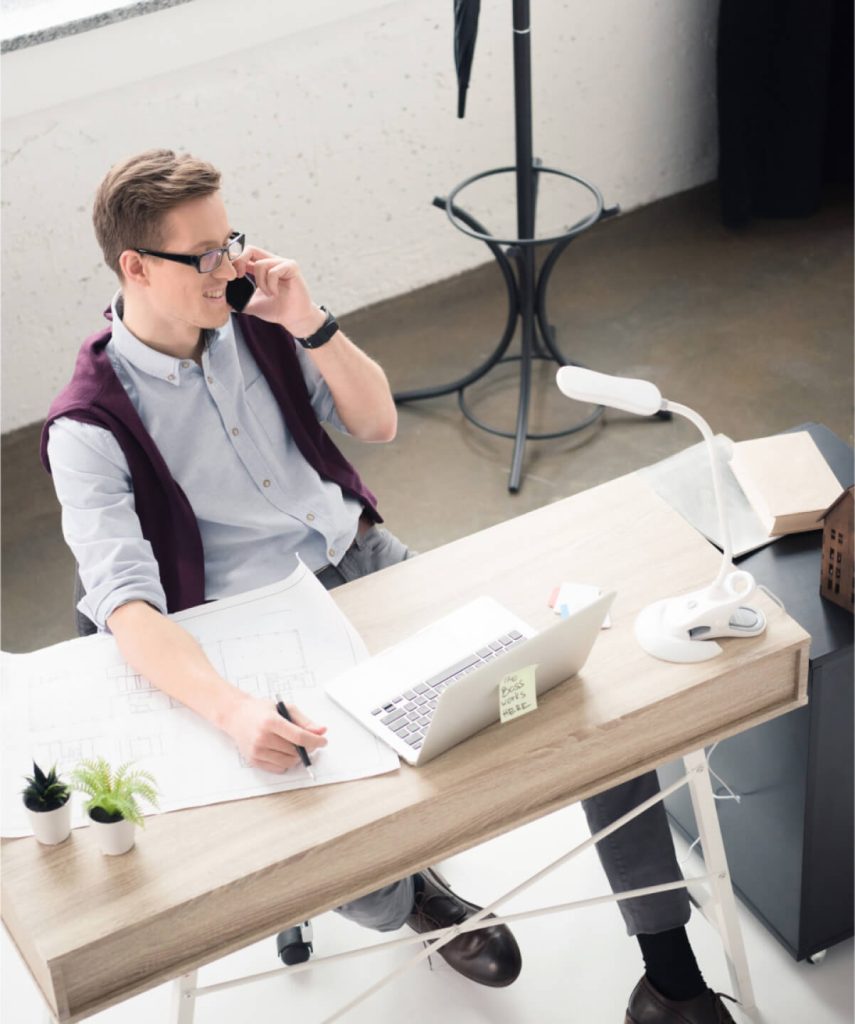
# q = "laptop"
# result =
<box><xmin>324</xmin><ymin>591</ymin><xmax>615</xmax><ymax>766</ymax></box>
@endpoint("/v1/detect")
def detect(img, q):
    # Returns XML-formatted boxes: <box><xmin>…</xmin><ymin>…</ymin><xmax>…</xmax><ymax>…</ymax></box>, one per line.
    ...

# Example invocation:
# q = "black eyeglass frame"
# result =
<box><xmin>135</xmin><ymin>231</ymin><xmax>245</xmax><ymax>274</ymax></box>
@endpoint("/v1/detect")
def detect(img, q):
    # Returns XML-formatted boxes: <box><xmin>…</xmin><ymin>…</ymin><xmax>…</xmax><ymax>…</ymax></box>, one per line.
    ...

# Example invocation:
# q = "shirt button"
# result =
<box><xmin>328</xmin><ymin>547</ymin><xmax>336</xmax><ymax>558</ymax></box>
<box><xmin>263</xmin><ymin>479</ymin><xmax>271</xmax><ymax>488</ymax></box>
<box><xmin>231</xmin><ymin>427</ymin><xmax>240</xmax><ymax>436</ymax></box>
<box><xmin>306</xmin><ymin>512</ymin><xmax>315</xmax><ymax>522</ymax></box>
<box><xmin>181</xmin><ymin>361</ymin><xmax>191</xmax><ymax>369</ymax></box>
<box><xmin>167</xmin><ymin>374</ymin><xmax>175</xmax><ymax>381</ymax></box>
<box><xmin>207</xmin><ymin>376</ymin><xmax>214</xmax><ymax>384</ymax></box>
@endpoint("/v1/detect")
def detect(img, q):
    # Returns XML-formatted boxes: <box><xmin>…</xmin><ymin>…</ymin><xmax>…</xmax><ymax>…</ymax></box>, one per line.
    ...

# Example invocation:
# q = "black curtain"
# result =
<box><xmin>717</xmin><ymin>0</ymin><xmax>853</xmax><ymax>226</ymax></box>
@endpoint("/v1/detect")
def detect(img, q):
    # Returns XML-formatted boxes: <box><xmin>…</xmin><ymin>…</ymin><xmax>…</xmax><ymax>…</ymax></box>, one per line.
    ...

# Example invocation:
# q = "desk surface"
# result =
<box><xmin>1</xmin><ymin>473</ymin><xmax>809</xmax><ymax>1022</ymax></box>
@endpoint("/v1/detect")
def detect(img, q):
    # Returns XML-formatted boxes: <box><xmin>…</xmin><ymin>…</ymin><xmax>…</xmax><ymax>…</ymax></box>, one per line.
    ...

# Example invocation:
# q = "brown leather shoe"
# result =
<box><xmin>405</xmin><ymin>868</ymin><xmax>522</xmax><ymax>987</ymax></box>
<box><xmin>626</xmin><ymin>975</ymin><xmax>739</xmax><ymax>1023</ymax></box>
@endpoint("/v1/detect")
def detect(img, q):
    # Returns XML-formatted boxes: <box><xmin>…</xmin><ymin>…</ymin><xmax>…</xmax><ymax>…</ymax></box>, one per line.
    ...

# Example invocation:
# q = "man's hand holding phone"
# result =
<box><xmin>230</xmin><ymin>244</ymin><xmax>327</xmax><ymax>339</ymax></box>
<box><xmin>226</xmin><ymin>242</ymin><xmax>395</xmax><ymax>442</ymax></box>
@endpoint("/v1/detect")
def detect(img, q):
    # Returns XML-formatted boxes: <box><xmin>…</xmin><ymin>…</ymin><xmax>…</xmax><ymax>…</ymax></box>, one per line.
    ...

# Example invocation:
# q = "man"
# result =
<box><xmin>43</xmin><ymin>150</ymin><xmax>736</xmax><ymax>1022</ymax></box>
<box><xmin>41</xmin><ymin>148</ymin><xmax>520</xmax><ymax>990</ymax></box>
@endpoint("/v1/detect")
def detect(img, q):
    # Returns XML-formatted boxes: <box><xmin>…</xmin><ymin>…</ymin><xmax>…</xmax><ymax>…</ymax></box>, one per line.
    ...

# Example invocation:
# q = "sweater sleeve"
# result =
<box><xmin>47</xmin><ymin>418</ymin><xmax>168</xmax><ymax>631</ymax></box>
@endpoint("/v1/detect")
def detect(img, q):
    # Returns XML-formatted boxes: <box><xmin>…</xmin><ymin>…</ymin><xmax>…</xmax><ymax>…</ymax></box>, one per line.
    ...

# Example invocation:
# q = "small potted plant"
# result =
<box><xmin>22</xmin><ymin>761</ymin><xmax>72</xmax><ymax>845</ymax></box>
<box><xmin>70</xmin><ymin>757</ymin><xmax>160</xmax><ymax>856</ymax></box>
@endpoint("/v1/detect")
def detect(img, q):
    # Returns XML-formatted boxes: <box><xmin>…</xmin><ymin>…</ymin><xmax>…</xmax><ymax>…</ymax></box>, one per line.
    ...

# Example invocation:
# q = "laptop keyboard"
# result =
<box><xmin>370</xmin><ymin>630</ymin><xmax>526</xmax><ymax>752</ymax></box>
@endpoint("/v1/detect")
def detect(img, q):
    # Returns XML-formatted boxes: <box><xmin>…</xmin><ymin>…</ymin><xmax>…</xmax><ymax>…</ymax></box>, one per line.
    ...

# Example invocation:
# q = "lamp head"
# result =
<box><xmin>556</xmin><ymin>367</ymin><xmax>664</xmax><ymax>417</ymax></box>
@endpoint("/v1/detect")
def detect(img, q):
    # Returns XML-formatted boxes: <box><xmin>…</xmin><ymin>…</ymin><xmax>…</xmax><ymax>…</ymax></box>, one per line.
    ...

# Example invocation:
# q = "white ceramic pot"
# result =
<box><xmin>26</xmin><ymin>800</ymin><xmax>72</xmax><ymax>845</ymax></box>
<box><xmin>90</xmin><ymin>813</ymin><xmax>136</xmax><ymax>855</ymax></box>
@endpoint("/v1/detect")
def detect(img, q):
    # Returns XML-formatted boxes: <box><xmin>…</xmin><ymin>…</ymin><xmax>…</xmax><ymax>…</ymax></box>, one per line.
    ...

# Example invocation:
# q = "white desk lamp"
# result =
<box><xmin>555</xmin><ymin>366</ymin><xmax>767</xmax><ymax>663</ymax></box>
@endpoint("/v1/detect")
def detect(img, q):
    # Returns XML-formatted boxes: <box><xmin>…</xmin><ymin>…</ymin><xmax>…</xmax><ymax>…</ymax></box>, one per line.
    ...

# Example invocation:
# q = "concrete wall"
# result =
<box><xmin>1</xmin><ymin>0</ymin><xmax>719</xmax><ymax>431</ymax></box>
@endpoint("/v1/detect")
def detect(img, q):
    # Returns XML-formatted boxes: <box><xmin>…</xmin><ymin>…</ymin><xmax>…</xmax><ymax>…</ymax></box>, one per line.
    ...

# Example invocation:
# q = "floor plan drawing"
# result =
<box><xmin>1</xmin><ymin>562</ymin><xmax>399</xmax><ymax>837</ymax></box>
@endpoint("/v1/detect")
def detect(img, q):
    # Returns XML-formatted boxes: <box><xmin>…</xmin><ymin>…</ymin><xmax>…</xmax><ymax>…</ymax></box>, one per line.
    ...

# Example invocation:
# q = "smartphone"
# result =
<box><xmin>226</xmin><ymin>276</ymin><xmax>256</xmax><ymax>312</ymax></box>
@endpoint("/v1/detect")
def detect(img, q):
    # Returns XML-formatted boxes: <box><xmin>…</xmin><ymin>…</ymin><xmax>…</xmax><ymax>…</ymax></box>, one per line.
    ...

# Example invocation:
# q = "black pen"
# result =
<box><xmin>275</xmin><ymin>695</ymin><xmax>315</xmax><ymax>781</ymax></box>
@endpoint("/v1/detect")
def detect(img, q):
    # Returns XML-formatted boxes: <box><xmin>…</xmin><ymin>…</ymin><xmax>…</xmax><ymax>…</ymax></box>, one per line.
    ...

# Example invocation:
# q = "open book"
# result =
<box><xmin>730</xmin><ymin>431</ymin><xmax>842</xmax><ymax>537</ymax></box>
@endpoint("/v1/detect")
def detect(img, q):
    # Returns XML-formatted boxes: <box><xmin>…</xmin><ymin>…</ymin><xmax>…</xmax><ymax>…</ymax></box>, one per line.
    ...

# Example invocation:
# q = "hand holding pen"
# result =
<box><xmin>276</xmin><ymin>696</ymin><xmax>320</xmax><ymax>781</ymax></box>
<box><xmin>220</xmin><ymin>695</ymin><xmax>326</xmax><ymax>773</ymax></box>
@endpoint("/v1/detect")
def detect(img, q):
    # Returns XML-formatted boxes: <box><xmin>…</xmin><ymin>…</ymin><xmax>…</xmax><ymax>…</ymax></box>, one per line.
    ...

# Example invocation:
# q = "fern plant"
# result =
<box><xmin>22</xmin><ymin>761</ymin><xmax>70</xmax><ymax>812</ymax></box>
<box><xmin>70</xmin><ymin>757</ymin><xmax>159</xmax><ymax>827</ymax></box>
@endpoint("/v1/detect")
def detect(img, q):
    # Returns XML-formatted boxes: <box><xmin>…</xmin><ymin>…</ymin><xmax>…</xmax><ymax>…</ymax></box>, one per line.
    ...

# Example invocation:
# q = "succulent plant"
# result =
<box><xmin>22</xmin><ymin>761</ymin><xmax>70</xmax><ymax>813</ymax></box>
<box><xmin>70</xmin><ymin>757</ymin><xmax>159</xmax><ymax>827</ymax></box>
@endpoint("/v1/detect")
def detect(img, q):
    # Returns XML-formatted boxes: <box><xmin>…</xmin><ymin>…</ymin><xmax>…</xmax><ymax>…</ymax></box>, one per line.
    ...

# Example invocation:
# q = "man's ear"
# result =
<box><xmin>118</xmin><ymin>249</ymin><xmax>150</xmax><ymax>286</ymax></box>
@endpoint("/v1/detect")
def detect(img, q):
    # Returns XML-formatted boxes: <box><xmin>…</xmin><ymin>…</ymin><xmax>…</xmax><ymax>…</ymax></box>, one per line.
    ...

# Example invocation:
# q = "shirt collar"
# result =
<box><xmin>108</xmin><ymin>292</ymin><xmax>231</xmax><ymax>386</ymax></box>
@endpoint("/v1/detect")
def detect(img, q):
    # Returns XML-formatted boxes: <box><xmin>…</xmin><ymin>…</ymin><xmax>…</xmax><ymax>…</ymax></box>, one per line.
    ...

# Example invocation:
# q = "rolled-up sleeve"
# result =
<box><xmin>47</xmin><ymin>418</ymin><xmax>168</xmax><ymax>630</ymax></box>
<box><xmin>294</xmin><ymin>344</ymin><xmax>349</xmax><ymax>434</ymax></box>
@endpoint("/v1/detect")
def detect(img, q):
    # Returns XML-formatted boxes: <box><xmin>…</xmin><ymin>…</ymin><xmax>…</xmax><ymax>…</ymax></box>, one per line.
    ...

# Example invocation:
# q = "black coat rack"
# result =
<box><xmin>394</xmin><ymin>0</ymin><xmax>622</xmax><ymax>492</ymax></box>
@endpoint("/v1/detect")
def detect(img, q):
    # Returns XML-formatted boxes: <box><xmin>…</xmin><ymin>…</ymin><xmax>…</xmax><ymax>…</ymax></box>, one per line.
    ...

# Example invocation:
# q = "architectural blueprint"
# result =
<box><xmin>1</xmin><ymin>560</ymin><xmax>399</xmax><ymax>837</ymax></box>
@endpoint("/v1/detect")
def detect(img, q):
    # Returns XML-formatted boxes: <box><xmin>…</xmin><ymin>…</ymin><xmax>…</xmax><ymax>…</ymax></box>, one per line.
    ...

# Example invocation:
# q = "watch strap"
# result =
<box><xmin>295</xmin><ymin>306</ymin><xmax>338</xmax><ymax>349</ymax></box>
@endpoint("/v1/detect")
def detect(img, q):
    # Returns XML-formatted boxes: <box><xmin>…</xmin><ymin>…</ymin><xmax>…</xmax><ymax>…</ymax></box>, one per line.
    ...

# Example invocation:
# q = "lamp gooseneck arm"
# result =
<box><xmin>661</xmin><ymin>399</ymin><xmax>733</xmax><ymax>588</ymax></box>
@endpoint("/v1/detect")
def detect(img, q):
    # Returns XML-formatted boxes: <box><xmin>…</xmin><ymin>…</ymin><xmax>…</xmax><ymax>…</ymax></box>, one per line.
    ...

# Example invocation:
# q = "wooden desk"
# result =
<box><xmin>1</xmin><ymin>474</ymin><xmax>809</xmax><ymax>1022</ymax></box>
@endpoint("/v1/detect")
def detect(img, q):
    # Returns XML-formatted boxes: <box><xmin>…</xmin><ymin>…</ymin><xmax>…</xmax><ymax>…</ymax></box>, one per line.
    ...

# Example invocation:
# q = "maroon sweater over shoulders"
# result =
<box><xmin>40</xmin><ymin>310</ymin><xmax>381</xmax><ymax>614</ymax></box>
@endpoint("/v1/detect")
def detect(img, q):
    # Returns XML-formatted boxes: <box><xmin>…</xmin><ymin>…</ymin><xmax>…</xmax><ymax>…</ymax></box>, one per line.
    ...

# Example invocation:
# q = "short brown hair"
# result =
<box><xmin>92</xmin><ymin>149</ymin><xmax>221</xmax><ymax>275</ymax></box>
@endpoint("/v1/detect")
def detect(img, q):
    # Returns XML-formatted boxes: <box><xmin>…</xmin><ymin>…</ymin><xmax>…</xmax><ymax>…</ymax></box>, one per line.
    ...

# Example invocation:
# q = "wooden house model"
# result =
<box><xmin>819</xmin><ymin>485</ymin><xmax>854</xmax><ymax>613</ymax></box>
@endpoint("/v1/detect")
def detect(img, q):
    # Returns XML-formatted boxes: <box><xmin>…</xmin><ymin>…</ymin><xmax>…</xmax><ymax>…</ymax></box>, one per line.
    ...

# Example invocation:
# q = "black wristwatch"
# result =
<box><xmin>294</xmin><ymin>306</ymin><xmax>339</xmax><ymax>349</ymax></box>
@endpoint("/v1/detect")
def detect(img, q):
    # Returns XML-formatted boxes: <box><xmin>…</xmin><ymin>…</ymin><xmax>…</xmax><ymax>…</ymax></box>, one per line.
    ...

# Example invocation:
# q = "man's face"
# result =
<box><xmin>140</xmin><ymin>192</ymin><xmax>239</xmax><ymax>333</ymax></box>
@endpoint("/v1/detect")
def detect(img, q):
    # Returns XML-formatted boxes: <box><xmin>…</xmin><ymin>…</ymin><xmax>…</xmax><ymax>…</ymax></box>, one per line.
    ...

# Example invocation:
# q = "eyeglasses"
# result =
<box><xmin>135</xmin><ymin>232</ymin><xmax>245</xmax><ymax>274</ymax></box>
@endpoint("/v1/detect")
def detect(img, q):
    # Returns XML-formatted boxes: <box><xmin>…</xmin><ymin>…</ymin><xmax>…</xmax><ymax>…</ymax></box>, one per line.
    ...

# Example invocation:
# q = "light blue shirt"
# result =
<box><xmin>48</xmin><ymin>294</ymin><xmax>362</xmax><ymax>630</ymax></box>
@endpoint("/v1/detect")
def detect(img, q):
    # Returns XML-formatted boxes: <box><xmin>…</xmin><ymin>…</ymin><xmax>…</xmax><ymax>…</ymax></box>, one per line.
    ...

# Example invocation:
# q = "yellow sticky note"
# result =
<box><xmin>499</xmin><ymin>665</ymin><xmax>538</xmax><ymax>724</ymax></box>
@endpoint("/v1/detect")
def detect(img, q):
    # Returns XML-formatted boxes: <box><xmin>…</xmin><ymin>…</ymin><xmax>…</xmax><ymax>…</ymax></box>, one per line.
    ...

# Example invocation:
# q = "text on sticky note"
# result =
<box><xmin>499</xmin><ymin>664</ymin><xmax>538</xmax><ymax>724</ymax></box>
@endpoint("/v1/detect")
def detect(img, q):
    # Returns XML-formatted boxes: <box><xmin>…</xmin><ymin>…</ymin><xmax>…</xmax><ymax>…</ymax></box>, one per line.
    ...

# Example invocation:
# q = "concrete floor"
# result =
<box><xmin>1</xmin><ymin>182</ymin><xmax>852</xmax><ymax>652</ymax></box>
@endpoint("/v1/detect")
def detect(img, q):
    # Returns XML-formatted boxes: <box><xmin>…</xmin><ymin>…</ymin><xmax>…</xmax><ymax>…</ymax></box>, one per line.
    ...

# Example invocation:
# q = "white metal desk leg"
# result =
<box><xmin>683</xmin><ymin>749</ymin><xmax>755</xmax><ymax>1013</ymax></box>
<box><xmin>170</xmin><ymin>970</ymin><xmax>198</xmax><ymax>1024</ymax></box>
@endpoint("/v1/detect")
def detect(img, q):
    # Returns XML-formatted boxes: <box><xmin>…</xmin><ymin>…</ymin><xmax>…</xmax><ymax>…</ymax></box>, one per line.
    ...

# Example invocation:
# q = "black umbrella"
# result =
<box><xmin>454</xmin><ymin>0</ymin><xmax>481</xmax><ymax>118</ymax></box>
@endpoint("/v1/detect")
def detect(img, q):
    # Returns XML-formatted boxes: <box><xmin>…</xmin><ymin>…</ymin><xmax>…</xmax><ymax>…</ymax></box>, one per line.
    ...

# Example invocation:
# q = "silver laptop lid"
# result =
<box><xmin>415</xmin><ymin>590</ymin><xmax>614</xmax><ymax>764</ymax></box>
<box><xmin>325</xmin><ymin>591</ymin><xmax>614</xmax><ymax>767</ymax></box>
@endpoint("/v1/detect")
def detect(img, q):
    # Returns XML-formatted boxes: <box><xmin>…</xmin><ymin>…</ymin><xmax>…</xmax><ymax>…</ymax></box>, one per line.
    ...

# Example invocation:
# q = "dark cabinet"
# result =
<box><xmin>659</xmin><ymin>424</ymin><xmax>854</xmax><ymax>961</ymax></box>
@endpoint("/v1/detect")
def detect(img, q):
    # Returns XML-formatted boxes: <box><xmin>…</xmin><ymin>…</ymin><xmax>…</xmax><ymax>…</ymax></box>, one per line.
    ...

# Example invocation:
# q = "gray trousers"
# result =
<box><xmin>319</xmin><ymin>526</ymin><xmax>690</xmax><ymax>937</ymax></box>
